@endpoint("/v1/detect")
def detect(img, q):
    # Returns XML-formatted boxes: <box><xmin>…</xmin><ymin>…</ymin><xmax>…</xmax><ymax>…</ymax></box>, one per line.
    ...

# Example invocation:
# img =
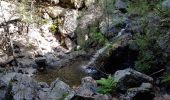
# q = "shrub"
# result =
<box><xmin>96</xmin><ymin>75</ymin><xmax>117</xmax><ymax>94</ymax></box>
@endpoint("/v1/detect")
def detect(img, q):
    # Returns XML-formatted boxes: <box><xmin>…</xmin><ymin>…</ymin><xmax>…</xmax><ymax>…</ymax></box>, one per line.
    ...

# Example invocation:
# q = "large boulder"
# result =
<box><xmin>114</xmin><ymin>68</ymin><xmax>153</xmax><ymax>91</ymax></box>
<box><xmin>46</xmin><ymin>79</ymin><xmax>74</xmax><ymax>100</ymax></box>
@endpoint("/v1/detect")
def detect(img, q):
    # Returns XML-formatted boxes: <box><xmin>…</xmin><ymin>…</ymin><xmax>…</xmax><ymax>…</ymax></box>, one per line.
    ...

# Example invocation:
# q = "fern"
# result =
<box><xmin>96</xmin><ymin>75</ymin><xmax>116</xmax><ymax>94</ymax></box>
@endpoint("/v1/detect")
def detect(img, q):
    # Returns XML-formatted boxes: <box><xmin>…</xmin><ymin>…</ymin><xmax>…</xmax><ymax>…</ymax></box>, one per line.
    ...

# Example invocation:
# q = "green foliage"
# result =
<box><xmin>134</xmin><ymin>32</ymin><xmax>158</xmax><ymax>73</ymax></box>
<box><xmin>161</xmin><ymin>73</ymin><xmax>170</xmax><ymax>85</ymax></box>
<box><xmin>96</xmin><ymin>75</ymin><xmax>116</xmax><ymax>94</ymax></box>
<box><xmin>90</xmin><ymin>32</ymin><xmax>108</xmax><ymax>46</ymax></box>
<box><xmin>50</xmin><ymin>24</ymin><xmax>57</xmax><ymax>32</ymax></box>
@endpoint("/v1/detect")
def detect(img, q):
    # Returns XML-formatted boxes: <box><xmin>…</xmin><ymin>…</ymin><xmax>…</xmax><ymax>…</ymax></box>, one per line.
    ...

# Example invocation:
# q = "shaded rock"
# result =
<box><xmin>60</xmin><ymin>0</ymin><xmax>84</xmax><ymax>9</ymax></box>
<box><xmin>35</xmin><ymin>57</ymin><xmax>46</xmax><ymax>71</ymax></box>
<box><xmin>47</xmin><ymin>0</ymin><xmax>59</xmax><ymax>5</ymax></box>
<box><xmin>115</xmin><ymin>0</ymin><xmax>127</xmax><ymax>10</ymax></box>
<box><xmin>114</xmin><ymin>68</ymin><xmax>153</xmax><ymax>91</ymax></box>
<box><xmin>123</xmin><ymin>83</ymin><xmax>154</xmax><ymax>100</ymax></box>
<box><xmin>16</xmin><ymin>58</ymin><xmax>37</xmax><ymax>68</ymax></box>
<box><xmin>13</xmin><ymin>67</ymin><xmax>37</xmax><ymax>77</ymax></box>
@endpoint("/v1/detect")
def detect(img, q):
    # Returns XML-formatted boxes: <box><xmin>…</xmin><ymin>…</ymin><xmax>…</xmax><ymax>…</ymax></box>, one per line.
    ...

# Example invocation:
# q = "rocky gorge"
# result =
<box><xmin>0</xmin><ymin>0</ymin><xmax>170</xmax><ymax>100</ymax></box>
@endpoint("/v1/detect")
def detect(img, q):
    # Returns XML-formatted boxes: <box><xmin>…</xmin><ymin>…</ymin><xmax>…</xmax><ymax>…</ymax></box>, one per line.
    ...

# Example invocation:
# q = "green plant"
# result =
<box><xmin>161</xmin><ymin>73</ymin><xmax>170</xmax><ymax>85</ymax></box>
<box><xmin>90</xmin><ymin>32</ymin><xmax>108</xmax><ymax>46</ymax></box>
<box><xmin>96</xmin><ymin>75</ymin><xmax>117</xmax><ymax>94</ymax></box>
<box><xmin>50</xmin><ymin>24</ymin><xmax>57</xmax><ymax>32</ymax></box>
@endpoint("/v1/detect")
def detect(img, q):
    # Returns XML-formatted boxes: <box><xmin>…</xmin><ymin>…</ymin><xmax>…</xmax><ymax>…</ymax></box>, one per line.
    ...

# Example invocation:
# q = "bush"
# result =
<box><xmin>96</xmin><ymin>75</ymin><xmax>117</xmax><ymax>94</ymax></box>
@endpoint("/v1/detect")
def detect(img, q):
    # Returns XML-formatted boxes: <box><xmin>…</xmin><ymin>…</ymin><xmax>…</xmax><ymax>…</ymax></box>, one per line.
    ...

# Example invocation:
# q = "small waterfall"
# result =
<box><xmin>81</xmin><ymin>45</ymin><xmax>109</xmax><ymax>74</ymax></box>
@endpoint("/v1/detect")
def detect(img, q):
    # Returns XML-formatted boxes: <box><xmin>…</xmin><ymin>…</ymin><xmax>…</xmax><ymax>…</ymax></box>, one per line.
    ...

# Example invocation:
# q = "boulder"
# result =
<box><xmin>114</xmin><ymin>68</ymin><xmax>153</xmax><ymax>91</ymax></box>
<box><xmin>46</xmin><ymin>79</ymin><xmax>74</xmax><ymax>100</ymax></box>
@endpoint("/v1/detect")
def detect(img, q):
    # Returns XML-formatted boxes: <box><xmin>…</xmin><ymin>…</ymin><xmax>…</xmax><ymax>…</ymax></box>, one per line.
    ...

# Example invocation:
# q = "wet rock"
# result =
<box><xmin>162</xmin><ymin>0</ymin><xmax>170</xmax><ymax>9</ymax></box>
<box><xmin>114</xmin><ymin>68</ymin><xmax>153</xmax><ymax>91</ymax></box>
